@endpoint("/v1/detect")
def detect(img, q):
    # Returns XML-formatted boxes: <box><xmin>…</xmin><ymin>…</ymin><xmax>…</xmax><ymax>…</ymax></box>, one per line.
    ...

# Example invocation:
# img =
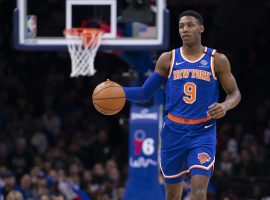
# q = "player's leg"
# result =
<box><xmin>187</xmin><ymin>121</ymin><xmax>216</xmax><ymax>200</ymax></box>
<box><xmin>187</xmin><ymin>152</ymin><xmax>214</xmax><ymax>200</ymax></box>
<box><xmin>187</xmin><ymin>137</ymin><xmax>215</xmax><ymax>199</ymax></box>
<box><xmin>164</xmin><ymin>182</ymin><xmax>184</xmax><ymax>200</ymax></box>
<box><xmin>190</xmin><ymin>174</ymin><xmax>210</xmax><ymax>200</ymax></box>
<box><xmin>187</xmin><ymin>148</ymin><xmax>215</xmax><ymax>200</ymax></box>
<box><xmin>161</xmin><ymin>155</ymin><xmax>186</xmax><ymax>200</ymax></box>
<box><xmin>160</xmin><ymin>117</ymin><xmax>188</xmax><ymax>200</ymax></box>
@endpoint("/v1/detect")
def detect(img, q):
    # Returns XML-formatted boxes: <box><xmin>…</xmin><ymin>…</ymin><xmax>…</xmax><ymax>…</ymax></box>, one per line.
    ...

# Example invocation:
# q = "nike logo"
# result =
<box><xmin>163</xmin><ymin>122</ymin><xmax>166</xmax><ymax>128</ymax></box>
<box><xmin>176</xmin><ymin>61</ymin><xmax>185</xmax><ymax>65</ymax></box>
<box><xmin>205</xmin><ymin>124</ymin><xmax>213</xmax><ymax>129</ymax></box>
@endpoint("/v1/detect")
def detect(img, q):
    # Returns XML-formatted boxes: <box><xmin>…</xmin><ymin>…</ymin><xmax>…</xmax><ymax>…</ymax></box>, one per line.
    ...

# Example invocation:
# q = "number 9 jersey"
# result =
<box><xmin>165</xmin><ymin>47</ymin><xmax>219</xmax><ymax>119</ymax></box>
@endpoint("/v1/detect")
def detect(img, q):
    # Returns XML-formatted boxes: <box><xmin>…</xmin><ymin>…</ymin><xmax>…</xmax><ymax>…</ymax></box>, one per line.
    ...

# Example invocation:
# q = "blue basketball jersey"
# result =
<box><xmin>165</xmin><ymin>47</ymin><xmax>219</xmax><ymax>119</ymax></box>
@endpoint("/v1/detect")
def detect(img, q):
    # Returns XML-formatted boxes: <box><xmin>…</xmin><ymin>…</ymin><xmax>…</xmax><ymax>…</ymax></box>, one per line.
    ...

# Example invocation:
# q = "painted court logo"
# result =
<box><xmin>198</xmin><ymin>152</ymin><xmax>211</xmax><ymax>164</ymax></box>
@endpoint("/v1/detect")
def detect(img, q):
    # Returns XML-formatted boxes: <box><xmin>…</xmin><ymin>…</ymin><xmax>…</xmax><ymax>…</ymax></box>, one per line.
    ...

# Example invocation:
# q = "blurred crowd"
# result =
<box><xmin>1</xmin><ymin>0</ymin><xmax>270</xmax><ymax>200</ymax></box>
<box><xmin>0</xmin><ymin>49</ymin><xmax>129</xmax><ymax>200</ymax></box>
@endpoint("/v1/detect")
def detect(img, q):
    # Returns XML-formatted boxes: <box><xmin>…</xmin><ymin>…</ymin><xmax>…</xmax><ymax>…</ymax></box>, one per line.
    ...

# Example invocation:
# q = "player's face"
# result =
<box><xmin>179</xmin><ymin>16</ymin><xmax>204</xmax><ymax>45</ymax></box>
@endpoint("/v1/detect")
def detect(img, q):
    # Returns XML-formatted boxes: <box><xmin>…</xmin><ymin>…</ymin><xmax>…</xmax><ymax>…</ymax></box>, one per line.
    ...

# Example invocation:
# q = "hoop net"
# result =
<box><xmin>64</xmin><ymin>28</ymin><xmax>103</xmax><ymax>77</ymax></box>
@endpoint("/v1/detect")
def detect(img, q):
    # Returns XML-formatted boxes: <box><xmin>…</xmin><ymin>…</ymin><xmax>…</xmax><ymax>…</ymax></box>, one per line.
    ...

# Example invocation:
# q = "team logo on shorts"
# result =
<box><xmin>198</xmin><ymin>152</ymin><xmax>211</xmax><ymax>164</ymax></box>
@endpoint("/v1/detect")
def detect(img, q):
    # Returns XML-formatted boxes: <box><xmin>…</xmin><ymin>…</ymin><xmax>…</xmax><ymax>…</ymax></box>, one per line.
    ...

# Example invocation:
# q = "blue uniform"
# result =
<box><xmin>160</xmin><ymin>47</ymin><xmax>218</xmax><ymax>183</ymax></box>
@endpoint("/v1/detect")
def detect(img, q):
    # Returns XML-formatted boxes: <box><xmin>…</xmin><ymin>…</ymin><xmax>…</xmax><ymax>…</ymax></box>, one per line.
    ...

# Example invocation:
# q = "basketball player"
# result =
<box><xmin>123</xmin><ymin>10</ymin><xmax>241</xmax><ymax>200</ymax></box>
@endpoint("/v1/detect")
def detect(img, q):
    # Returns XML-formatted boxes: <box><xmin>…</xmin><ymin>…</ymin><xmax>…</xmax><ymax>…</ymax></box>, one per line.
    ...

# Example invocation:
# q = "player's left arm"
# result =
<box><xmin>207</xmin><ymin>53</ymin><xmax>241</xmax><ymax>119</ymax></box>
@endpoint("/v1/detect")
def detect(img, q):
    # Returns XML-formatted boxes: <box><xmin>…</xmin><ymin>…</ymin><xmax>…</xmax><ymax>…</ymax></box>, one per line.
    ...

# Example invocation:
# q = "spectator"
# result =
<box><xmin>52</xmin><ymin>193</ymin><xmax>66</xmax><ymax>200</ymax></box>
<box><xmin>47</xmin><ymin>170</ymin><xmax>59</xmax><ymax>196</ymax></box>
<box><xmin>0</xmin><ymin>164</ymin><xmax>7</xmax><ymax>188</ymax></box>
<box><xmin>92</xmin><ymin>163</ymin><xmax>106</xmax><ymax>186</ymax></box>
<box><xmin>32</xmin><ymin>172</ymin><xmax>50</xmax><ymax>198</ymax></box>
<box><xmin>87</xmin><ymin>129</ymin><xmax>112</xmax><ymax>168</ymax></box>
<box><xmin>42</xmin><ymin>108</ymin><xmax>61</xmax><ymax>136</ymax></box>
<box><xmin>0</xmin><ymin>134</ymin><xmax>8</xmax><ymax>163</ymax></box>
<box><xmin>81</xmin><ymin>170</ymin><xmax>93</xmax><ymax>197</ymax></box>
<box><xmin>263</xmin><ymin>119</ymin><xmax>270</xmax><ymax>146</ymax></box>
<box><xmin>215</xmin><ymin>150</ymin><xmax>233</xmax><ymax>177</ymax></box>
<box><xmin>6</xmin><ymin>190</ymin><xmax>23</xmax><ymax>200</ymax></box>
<box><xmin>31</xmin><ymin>119</ymin><xmax>49</xmax><ymax>154</ymax></box>
<box><xmin>233</xmin><ymin>149</ymin><xmax>255</xmax><ymax>177</ymax></box>
<box><xmin>67</xmin><ymin>161</ymin><xmax>82</xmax><ymax>185</ymax></box>
<box><xmin>105</xmin><ymin>159</ymin><xmax>118</xmax><ymax>175</ymax></box>
<box><xmin>40</xmin><ymin>194</ymin><xmax>52</xmax><ymax>200</ymax></box>
<box><xmin>116</xmin><ymin>185</ymin><xmax>125</xmax><ymax>200</ymax></box>
<box><xmin>0</xmin><ymin>171</ymin><xmax>17</xmax><ymax>199</ymax></box>
<box><xmin>6</xmin><ymin>138</ymin><xmax>32</xmax><ymax>178</ymax></box>
<box><xmin>226</xmin><ymin>138</ymin><xmax>239</xmax><ymax>163</ymax></box>
<box><xmin>18</xmin><ymin>174</ymin><xmax>34</xmax><ymax>199</ymax></box>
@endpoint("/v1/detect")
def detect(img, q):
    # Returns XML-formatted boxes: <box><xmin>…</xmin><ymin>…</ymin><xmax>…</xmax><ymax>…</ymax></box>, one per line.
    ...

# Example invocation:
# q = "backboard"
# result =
<box><xmin>13</xmin><ymin>0</ymin><xmax>169</xmax><ymax>51</ymax></box>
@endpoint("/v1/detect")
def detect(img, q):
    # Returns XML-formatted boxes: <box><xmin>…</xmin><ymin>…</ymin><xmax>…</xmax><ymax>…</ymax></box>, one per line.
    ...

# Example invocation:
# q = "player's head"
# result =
<box><xmin>178</xmin><ymin>10</ymin><xmax>204</xmax><ymax>45</ymax></box>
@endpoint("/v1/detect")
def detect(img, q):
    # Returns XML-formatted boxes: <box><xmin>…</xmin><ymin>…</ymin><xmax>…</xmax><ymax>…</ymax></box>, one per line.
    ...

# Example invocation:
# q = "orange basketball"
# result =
<box><xmin>92</xmin><ymin>80</ymin><xmax>126</xmax><ymax>115</ymax></box>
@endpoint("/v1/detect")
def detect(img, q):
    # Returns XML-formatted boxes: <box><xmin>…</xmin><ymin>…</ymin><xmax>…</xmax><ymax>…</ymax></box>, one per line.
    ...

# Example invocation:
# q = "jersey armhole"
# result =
<box><xmin>211</xmin><ymin>49</ymin><xmax>217</xmax><ymax>80</ymax></box>
<box><xmin>168</xmin><ymin>49</ymin><xmax>175</xmax><ymax>78</ymax></box>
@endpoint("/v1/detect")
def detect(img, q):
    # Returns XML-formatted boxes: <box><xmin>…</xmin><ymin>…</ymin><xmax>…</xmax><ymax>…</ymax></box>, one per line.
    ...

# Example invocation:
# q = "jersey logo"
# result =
<box><xmin>198</xmin><ymin>152</ymin><xmax>211</xmax><ymax>164</ymax></box>
<box><xmin>163</xmin><ymin>122</ymin><xmax>166</xmax><ymax>128</ymax></box>
<box><xmin>199</xmin><ymin>59</ymin><xmax>209</xmax><ymax>68</ymax></box>
<box><xmin>176</xmin><ymin>61</ymin><xmax>185</xmax><ymax>65</ymax></box>
<box><xmin>200</xmin><ymin>60</ymin><xmax>208</xmax><ymax>66</ymax></box>
<box><xmin>204</xmin><ymin>124</ymin><xmax>213</xmax><ymax>129</ymax></box>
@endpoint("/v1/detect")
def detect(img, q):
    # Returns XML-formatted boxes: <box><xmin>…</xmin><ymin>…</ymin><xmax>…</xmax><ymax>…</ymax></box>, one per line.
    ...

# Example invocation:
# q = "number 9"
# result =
<box><xmin>183</xmin><ymin>82</ymin><xmax>196</xmax><ymax>104</ymax></box>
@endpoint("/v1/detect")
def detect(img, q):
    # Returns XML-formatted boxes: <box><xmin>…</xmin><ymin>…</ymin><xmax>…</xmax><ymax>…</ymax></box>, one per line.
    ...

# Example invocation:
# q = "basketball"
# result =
<box><xmin>92</xmin><ymin>79</ymin><xmax>126</xmax><ymax>115</ymax></box>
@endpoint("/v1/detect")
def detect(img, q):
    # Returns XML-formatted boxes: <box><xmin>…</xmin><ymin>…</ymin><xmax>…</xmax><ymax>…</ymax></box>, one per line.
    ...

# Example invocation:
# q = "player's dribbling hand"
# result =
<box><xmin>207</xmin><ymin>103</ymin><xmax>227</xmax><ymax>119</ymax></box>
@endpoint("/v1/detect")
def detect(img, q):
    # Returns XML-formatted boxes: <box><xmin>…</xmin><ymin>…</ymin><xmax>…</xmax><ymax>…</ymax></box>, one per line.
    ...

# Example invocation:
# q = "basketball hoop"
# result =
<box><xmin>64</xmin><ymin>28</ymin><xmax>103</xmax><ymax>77</ymax></box>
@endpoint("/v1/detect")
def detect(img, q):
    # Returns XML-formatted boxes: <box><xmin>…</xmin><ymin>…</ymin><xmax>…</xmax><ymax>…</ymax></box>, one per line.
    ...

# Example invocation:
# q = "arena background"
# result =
<box><xmin>0</xmin><ymin>0</ymin><xmax>270</xmax><ymax>199</ymax></box>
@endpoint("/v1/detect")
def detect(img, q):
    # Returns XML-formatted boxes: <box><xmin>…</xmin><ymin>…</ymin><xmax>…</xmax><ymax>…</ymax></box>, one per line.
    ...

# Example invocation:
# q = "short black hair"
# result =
<box><xmin>179</xmin><ymin>10</ymin><xmax>203</xmax><ymax>25</ymax></box>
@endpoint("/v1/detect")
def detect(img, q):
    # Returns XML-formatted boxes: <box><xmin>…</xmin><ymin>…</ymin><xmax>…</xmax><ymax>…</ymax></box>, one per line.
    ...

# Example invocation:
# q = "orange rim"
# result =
<box><xmin>63</xmin><ymin>28</ymin><xmax>103</xmax><ymax>36</ymax></box>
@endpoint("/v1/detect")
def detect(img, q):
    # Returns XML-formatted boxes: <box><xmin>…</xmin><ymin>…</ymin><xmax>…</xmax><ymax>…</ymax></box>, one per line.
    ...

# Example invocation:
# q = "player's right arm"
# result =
<box><xmin>123</xmin><ymin>51</ymin><xmax>171</xmax><ymax>103</ymax></box>
<box><xmin>155</xmin><ymin>51</ymin><xmax>172</xmax><ymax>77</ymax></box>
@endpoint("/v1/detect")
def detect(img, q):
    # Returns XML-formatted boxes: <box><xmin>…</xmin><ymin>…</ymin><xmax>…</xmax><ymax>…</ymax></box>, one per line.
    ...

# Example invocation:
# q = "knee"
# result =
<box><xmin>166</xmin><ymin>192</ymin><xmax>182</xmax><ymax>200</ymax></box>
<box><xmin>165</xmin><ymin>182</ymin><xmax>184</xmax><ymax>200</ymax></box>
<box><xmin>191</xmin><ymin>188</ymin><xmax>207</xmax><ymax>200</ymax></box>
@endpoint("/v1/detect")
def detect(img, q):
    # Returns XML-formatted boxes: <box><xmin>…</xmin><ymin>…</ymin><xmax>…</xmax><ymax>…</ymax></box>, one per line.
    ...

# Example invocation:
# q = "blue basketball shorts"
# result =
<box><xmin>160</xmin><ymin>116</ymin><xmax>217</xmax><ymax>184</ymax></box>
